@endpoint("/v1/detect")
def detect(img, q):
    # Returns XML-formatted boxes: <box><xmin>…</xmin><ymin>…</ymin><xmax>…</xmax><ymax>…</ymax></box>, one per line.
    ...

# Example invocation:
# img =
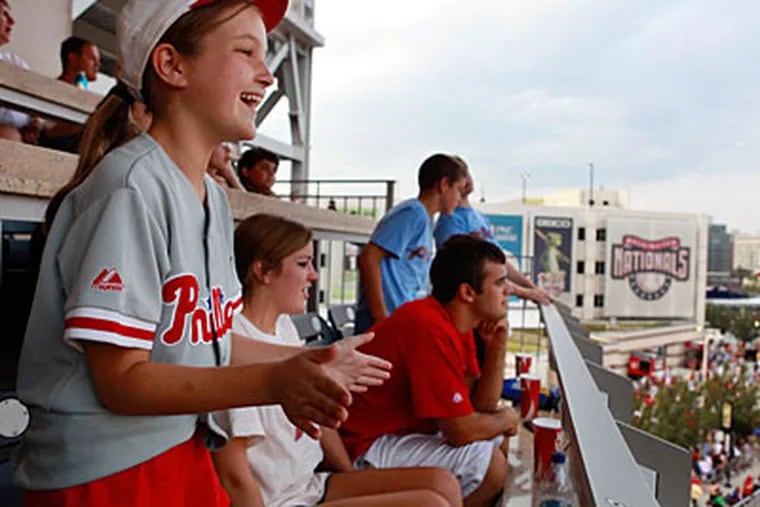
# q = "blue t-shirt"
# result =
<box><xmin>356</xmin><ymin>199</ymin><xmax>433</xmax><ymax>333</ymax></box>
<box><xmin>433</xmin><ymin>206</ymin><xmax>496</xmax><ymax>249</ymax></box>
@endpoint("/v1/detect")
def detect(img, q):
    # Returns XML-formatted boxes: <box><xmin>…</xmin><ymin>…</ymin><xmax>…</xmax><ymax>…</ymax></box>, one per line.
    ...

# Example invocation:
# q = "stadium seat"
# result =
<box><xmin>0</xmin><ymin>457</ymin><xmax>21</xmax><ymax>507</ymax></box>
<box><xmin>289</xmin><ymin>313</ymin><xmax>341</xmax><ymax>345</ymax></box>
<box><xmin>328</xmin><ymin>304</ymin><xmax>356</xmax><ymax>337</ymax></box>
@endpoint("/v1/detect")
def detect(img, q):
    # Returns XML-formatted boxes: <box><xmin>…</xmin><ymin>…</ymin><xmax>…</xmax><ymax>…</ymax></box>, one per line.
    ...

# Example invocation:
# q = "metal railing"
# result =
<box><xmin>542</xmin><ymin>302</ymin><xmax>690</xmax><ymax>506</ymax></box>
<box><xmin>274</xmin><ymin>179</ymin><xmax>396</xmax><ymax>219</ymax></box>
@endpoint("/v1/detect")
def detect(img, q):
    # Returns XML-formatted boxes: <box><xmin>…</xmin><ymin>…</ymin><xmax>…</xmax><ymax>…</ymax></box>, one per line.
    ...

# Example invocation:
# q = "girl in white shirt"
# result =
<box><xmin>214</xmin><ymin>213</ymin><xmax>462</xmax><ymax>507</ymax></box>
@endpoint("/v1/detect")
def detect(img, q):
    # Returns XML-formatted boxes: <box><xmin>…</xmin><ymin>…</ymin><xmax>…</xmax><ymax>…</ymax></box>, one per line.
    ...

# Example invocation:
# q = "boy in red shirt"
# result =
<box><xmin>341</xmin><ymin>235</ymin><xmax>520</xmax><ymax>507</ymax></box>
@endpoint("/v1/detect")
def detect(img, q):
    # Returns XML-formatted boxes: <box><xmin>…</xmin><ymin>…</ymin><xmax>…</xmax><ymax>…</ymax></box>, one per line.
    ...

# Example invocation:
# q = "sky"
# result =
<box><xmin>262</xmin><ymin>0</ymin><xmax>760</xmax><ymax>232</ymax></box>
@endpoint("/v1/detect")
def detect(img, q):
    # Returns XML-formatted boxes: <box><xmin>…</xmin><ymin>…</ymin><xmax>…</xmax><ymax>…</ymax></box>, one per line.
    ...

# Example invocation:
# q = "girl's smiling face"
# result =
<box><xmin>267</xmin><ymin>241</ymin><xmax>318</xmax><ymax>315</ymax></box>
<box><xmin>182</xmin><ymin>4</ymin><xmax>274</xmax><ymax>142</ymax></box>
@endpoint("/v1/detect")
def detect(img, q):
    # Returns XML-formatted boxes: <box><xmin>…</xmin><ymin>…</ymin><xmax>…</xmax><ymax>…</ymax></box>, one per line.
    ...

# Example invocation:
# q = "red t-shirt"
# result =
<box><xmin>340</xmin><ymin>296</ymin><xmax>481</xmax><ymax>460</ymax></box>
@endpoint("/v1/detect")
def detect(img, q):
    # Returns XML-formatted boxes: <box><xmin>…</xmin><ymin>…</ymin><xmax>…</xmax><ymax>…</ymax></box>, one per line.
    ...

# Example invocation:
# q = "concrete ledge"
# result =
<box><xmin>0</xmin><ymin>139</ymin><xmax>375</xmax><ymax>239</ymax></box>
<box><xmin>0</xmin><ymin>139</ymin><xmax>75</xmax><ymax>197</ymax></box>
<box><xmin>0</xmin><ymin>61</ymin><xmax>100</xmax><ymax>123</ymax></box>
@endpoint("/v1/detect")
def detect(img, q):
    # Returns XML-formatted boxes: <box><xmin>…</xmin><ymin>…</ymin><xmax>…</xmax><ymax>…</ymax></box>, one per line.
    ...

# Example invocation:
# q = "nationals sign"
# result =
<box><xmin>611</xmin><ymin>236</ymin><xmax>690</xmax><ymax>301</ymax></box>
<box><xmin>604</xmin><ymin>218</ymin><xmax>697</xmax><ymax>318</ymax></box>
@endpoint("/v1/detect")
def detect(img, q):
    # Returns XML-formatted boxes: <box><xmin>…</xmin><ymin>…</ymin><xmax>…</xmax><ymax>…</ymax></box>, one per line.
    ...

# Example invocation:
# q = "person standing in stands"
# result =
<box><xmin>354</xmin><ymin>153</ymin><xmax>468</xmax><ymax>333</ymax></box>
<box><xmin>38</xmin><ymin>36</ymin><xmax>101</xmax><ymax>153</ymax></box>
<box><xmin>238</xmin><ymin>145</ymin><xmax>279</xmax><ymax>195</ymax></box>
<box><xmin>213</xmin><ymin>213</ymin><xmax>462</xmax><ymax>507</ymax></box>
<box><xmin>57</xmin><ymin>36</ymin><xmax>101</xmax><ymax>88</ymax></box>
<box><xmin>0</xmin><ymin>0</ymin><xmax>39</xmax><ymax>143</ymax></box>
<box><xmin>341</xmin><ymin>236</ymin><xmax>520</xmax><ymax>507</ymax></box>
<box><xmin>15</xmin><ymin>2</ymin><xmax>391</xmax><ymax>506</ymax></box>
<box><xmin>434</xmin><ymin>168</ymin><xmax>552</xmax><ymax>306</ymax></box>
<box><xmin>208</xmin><ymin>142</ymin><xmax>245</xmax><ymax>190</ymax></box>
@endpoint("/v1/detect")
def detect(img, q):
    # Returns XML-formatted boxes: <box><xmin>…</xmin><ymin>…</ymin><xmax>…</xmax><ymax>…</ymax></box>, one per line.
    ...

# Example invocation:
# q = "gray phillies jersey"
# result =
<box><xmin>14</xmin><ymin>133</ymin><xmax>242</xmax><ymax>489</ymax></box>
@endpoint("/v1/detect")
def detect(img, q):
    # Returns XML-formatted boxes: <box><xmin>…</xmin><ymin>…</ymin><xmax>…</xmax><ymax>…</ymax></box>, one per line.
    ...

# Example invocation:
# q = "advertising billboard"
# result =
<box><xmin>533</xmin><ymin>216</ymin><xmax>573</xmax><ymax>297</ymax></box>
<box><xmin>604</xmin><ymin>217</ymin><xmax>696</xmax><ymax>318</ymax></box>
<box><xmin>486</xmin><ymin>214</ymin><xmax>523</xmax><ymax>269</ymax></box>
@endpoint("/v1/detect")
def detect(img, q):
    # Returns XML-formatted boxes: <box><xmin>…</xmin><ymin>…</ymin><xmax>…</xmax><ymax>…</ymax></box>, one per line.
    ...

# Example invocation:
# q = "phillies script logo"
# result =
<box><xmin>160</xmin><ymin>273</ymin><xmax>237</xmax><ymax>346</ymax></box>
<box><xmin>408</xmin><ymin>245</ymin><xmax>431</xmax><ymax>260</ymax></box>
<box><xmin>611</xmin><ymin>236</ymin><xmax>690</xmax><ymax>301</ymax></box>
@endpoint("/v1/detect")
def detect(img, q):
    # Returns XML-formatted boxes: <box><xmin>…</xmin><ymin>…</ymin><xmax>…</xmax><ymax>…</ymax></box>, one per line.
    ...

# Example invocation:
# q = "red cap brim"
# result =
<box><xmin>190</xmin><ymin>0</ymin><xmax>288</xmax><ymax>32</ymax></box>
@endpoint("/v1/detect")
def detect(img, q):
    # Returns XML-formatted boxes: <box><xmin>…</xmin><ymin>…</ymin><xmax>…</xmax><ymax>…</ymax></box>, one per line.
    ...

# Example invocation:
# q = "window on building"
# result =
<box><xmin>596</xmin><ymin>228</ymin><xmax>606</xmax><ymax>241</ymax></box>
<box><xmin>577</xmin><ymin>261</ymin><xmax>585</xmax><ymax>274</ymax></box>
<box><xmin>594</xmin><ymin>294</ymin><xmax>604</xmax><ymax>307</ymax></box>
<box><xmin>595</xmin><ymin>261</ymin><xmax>605</xmax><ymax>275</ymax></box>
<box><xmin>578</xmin><ymin>227</ymin><xmax>586</xmax><ymax>241</ymax></box>
<box><xmin>575</xmin><ymin>294</ymin><xmax>583</xmax><ymax>307</ymax></box>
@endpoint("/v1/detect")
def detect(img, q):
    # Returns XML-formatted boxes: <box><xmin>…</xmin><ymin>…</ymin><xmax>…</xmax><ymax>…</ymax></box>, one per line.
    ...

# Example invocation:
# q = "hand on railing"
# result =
<box><xmin>525</xmin><ymin>287</ymin><xmax>554</xmax><ymax>306</ymax></box>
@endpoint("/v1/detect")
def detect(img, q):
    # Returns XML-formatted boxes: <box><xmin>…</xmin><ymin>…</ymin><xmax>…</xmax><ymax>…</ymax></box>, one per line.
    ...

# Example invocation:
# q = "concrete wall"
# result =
<box><xmin>5</xmin><ymin>0</ymin><xmax>71</xmax><ymax>77</ymax></box>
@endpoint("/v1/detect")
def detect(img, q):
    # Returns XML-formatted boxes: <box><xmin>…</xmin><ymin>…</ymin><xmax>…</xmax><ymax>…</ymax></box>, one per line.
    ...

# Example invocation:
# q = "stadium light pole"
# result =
<box><xmin>588</xmin><ymin>162</ymin><xmax>595</xmax><ymax>206</ymax></box>
<box><xmin>521</xmin><ymin>172</ymin><xmax>530</xmax><ymax>204</ymax></box>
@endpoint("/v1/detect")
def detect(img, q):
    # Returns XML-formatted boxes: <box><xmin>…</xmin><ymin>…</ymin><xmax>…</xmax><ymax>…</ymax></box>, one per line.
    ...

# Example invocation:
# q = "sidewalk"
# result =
<box><xmin>697</xmin><ymin>451</ymin><xmax>760</xmax><ymax>505</ymax></box>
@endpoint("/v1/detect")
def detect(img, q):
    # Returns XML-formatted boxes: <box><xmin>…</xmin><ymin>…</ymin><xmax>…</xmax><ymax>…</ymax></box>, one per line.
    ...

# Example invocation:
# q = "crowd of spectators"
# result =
<box><xmin>633</xmin><ymin>337</ymin><xmax>760</xmax><ymax>506</ymax></box>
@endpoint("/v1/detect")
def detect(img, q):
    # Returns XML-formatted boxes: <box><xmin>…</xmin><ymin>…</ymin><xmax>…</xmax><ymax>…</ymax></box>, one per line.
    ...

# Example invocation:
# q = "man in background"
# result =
<box><xmin>38</xmin><ymin>36</ymin><xmax>101</xmax><ymax>153</ymax></box>
<box><xmin>0</xmin><ymin>0</ymin><xmax>38</xmax><ymax>143</ymax></box>
<box><xmin>238</xmin><ymin>146</ymin><xmax>279</xmax><ymax>196</ymax></box>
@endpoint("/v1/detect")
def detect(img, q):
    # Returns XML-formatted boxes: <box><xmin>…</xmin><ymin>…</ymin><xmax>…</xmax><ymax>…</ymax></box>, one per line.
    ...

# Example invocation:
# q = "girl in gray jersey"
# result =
<box><xmin>15</xmin><ymin>2</ymin><xmax>390</xmax><ymax>506</ymax></box>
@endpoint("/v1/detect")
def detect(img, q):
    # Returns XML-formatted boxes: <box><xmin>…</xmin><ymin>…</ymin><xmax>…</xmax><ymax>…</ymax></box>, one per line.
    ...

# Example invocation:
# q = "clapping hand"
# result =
<box><xmin>272</xmin><ymin>333</ymin><xmax>391</xmax><ymax>439</ymax></box>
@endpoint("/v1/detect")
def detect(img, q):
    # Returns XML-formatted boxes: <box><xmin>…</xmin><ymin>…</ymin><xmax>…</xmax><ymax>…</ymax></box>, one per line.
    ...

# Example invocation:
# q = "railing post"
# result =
<box><xmin>385</xmin><ymin>180</ymin><xmax>395</xmax><ymax>212</ymax></box>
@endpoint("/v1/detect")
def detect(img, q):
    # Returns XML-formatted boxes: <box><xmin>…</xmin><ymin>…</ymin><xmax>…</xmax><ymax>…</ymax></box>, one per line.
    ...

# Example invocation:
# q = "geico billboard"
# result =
<box><xmin>605</xmin><ymin>217</ymin><xmax>696</xmax><ymax>318</ymax></box>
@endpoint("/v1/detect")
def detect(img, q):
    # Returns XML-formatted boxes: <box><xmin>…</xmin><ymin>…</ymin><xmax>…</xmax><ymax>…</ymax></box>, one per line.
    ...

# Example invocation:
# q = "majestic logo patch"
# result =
<box><xmin>91</xmin><ymin>268</ymin><xmax>125</xmax><ymax>292</ymax></box>
<box><xmin>452</xmin><ymin>392</ymin><xmax>464</xmax><ymax>404</ymax></box>
<box><xmin>611</xmin><ymin>235</ymin><xmax>690</xmax><ymax>301</ymax></box>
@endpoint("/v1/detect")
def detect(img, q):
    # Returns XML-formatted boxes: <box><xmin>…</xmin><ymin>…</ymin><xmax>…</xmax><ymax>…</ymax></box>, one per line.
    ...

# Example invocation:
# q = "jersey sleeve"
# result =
<box><xmin>405</xmin><ymin>330</ymin><xmax>475</xmax><ymax>419</ymax></box>
<box><xmin>370</xmin><ymin>206</ymin><xmax>426</xmax><ymax>259</ymax></box>
<box><xmin>59</xmin><ymin>188</ymin><xmax>168</xmax><ymax>351</ymax></box>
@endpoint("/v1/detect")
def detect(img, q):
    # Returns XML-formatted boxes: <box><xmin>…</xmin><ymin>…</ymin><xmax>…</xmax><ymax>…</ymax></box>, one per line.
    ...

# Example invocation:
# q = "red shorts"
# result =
<box><xmin>24</xmin><ymin>433</ymin><xmax>229</xmax><ymax>507</ymax></box>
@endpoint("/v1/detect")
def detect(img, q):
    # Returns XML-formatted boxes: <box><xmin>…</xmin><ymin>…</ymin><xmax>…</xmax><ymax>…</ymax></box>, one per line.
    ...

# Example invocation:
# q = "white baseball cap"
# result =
<box><xmin>118</xmin><ymin>0</ymin><xmax>288</xmax><ymax>94</ymax></box>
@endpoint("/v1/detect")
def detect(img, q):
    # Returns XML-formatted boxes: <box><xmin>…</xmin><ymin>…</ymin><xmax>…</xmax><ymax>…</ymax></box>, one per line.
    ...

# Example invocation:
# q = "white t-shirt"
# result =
<box><xmin>0</xmin><ymin>52</ymin><xmax>31</xmax><ymax>128</ymax></box>
<box><xmin>225</xmin><ymin>313</ymin><xmax>329</xmax><ymax>507</ymax></box>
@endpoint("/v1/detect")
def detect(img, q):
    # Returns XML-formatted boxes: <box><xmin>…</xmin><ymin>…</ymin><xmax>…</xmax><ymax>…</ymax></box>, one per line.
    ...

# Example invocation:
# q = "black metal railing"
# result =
<box><xmin>273</xmin><ymin>179</ymin><xmax>396</xmax><ymax>220</ymax></box>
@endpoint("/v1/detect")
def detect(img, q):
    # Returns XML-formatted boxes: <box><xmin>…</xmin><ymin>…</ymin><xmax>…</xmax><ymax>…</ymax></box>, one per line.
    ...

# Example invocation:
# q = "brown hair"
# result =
<box><xmin>417</xmin><ymin>153</ymin><xmax>468</xmax><ymax>192</ymax></box>
<box><xmin>44</xmin><ymin>0</ymin><xmax>253</xmax><ymax>232</ymax></box>
<box><xmin>430</xmin><ymin>235</ymin><xmax>506</xmax><ymax>304</ymax></box>
<box><xmin>234</xmin><ymin>214</ymin><xmax>313</xmax><ymax>298</ymax></box>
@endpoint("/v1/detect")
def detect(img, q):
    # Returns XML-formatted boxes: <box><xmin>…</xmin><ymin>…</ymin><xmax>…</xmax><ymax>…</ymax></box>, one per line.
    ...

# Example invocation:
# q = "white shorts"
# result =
<box><xmin>354</xmin><ymin>433</ymin><xmax>502</xmax><ymax>497</ymax></box>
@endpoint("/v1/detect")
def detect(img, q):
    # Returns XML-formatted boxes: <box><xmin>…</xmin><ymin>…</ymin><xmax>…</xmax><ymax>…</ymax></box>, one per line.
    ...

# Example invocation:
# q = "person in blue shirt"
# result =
<box><xmin>434</xmin><ymin>168</ymin><xmax>552</xmax><ymax>306</ymax></box>
<box><xmin>355</xmin><ymin>154</ymin><xmax>468</xmax><ymax>333</ymax></box>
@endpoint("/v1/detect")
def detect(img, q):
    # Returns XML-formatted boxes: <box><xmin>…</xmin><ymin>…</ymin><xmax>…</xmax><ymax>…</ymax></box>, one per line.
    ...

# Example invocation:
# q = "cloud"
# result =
<box><xmin>257</xmin><ymin>0</ymin><xmax>760</xmax><ymax>231</ymax></box>
<box><xmin>630</xmin><ymin>170</ymin><xmax>760</xmax><ymax>234</ymax></box>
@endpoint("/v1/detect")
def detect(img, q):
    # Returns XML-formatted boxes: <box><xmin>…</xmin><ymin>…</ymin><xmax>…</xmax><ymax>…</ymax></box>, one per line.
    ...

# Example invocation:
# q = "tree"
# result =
<box><xmin>632</xmin><ymin>367</ymin><xmax>760</xmax><ymax>448</ymax></box>
<box><xmin>706</xmin><ymin>305</ymin><xmax>760</xmax><ymax>342</ymax></box>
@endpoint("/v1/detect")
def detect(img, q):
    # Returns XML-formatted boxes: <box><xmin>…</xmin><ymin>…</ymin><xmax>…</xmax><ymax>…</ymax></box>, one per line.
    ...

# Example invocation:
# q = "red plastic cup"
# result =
<box><xmin>533</xmin><ymin>417</ymin><xmax>563</xmax><ymax>482</ymax></box>
<box><xmin>519</xmin><ymin>374</ymin><xmax>540</xmax><ymax>421</ymax></box>
<box><xmin>515</xmin><ymin>353</ymin><xmax>533</xmax><ymax>376</ymax></box>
